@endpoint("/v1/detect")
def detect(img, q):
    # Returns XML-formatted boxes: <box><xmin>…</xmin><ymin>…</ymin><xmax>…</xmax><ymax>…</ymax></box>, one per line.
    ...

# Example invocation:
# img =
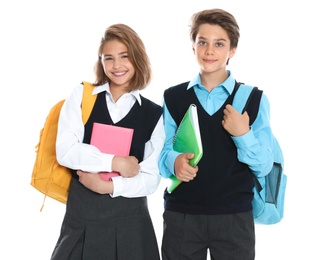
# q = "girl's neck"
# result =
<box><xmin>109</xmin><ymin>83</ymin><xmax>131</xmax><ymax>102</ymax></box>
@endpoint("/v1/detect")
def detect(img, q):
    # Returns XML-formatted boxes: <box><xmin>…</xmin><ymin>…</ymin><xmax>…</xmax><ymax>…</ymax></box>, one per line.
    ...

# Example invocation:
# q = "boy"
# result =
<box><xmin>159</xmin><ymin>8</ymin><xmax>275</xmax><ymax>260</ymax></box>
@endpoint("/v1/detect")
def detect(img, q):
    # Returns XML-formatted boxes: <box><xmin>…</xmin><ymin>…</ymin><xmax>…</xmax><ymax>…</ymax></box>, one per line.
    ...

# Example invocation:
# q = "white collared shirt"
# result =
<box><xmin>56</xmin><ymin>82</ymin><xmax>165</xmax><ymax>198</ymax></box>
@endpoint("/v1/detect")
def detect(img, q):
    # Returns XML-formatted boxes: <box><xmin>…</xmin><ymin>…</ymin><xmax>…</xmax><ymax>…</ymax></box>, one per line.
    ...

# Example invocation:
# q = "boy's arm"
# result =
<box><xmin>232</xmin><ymin>94</ymin><xmax>275</xmax><ymax>177</ymax></box>
<box><xmin>158</xmin><ymin>102</ymin><xmax>181</xmax><ymax>178</ymax></box>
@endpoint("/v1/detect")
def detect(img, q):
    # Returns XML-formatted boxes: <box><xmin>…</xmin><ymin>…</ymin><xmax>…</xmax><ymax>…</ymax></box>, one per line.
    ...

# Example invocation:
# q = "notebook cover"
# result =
<box><xmin>167</xmin><ymin>104</ymin><xmax>203</xmax><ymax>193</ymax></box>
<box><xmin>90</xmin><ymin>122</ymin><xmax>134</xmax><ymax>180</ymax></box>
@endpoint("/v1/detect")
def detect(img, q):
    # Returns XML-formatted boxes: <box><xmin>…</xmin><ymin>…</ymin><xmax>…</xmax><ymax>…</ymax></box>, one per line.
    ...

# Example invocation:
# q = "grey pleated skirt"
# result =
<box><xmin>51</xmin><ymin>177</ymin><xmax>160</xmax><ymax>260</ymax></box>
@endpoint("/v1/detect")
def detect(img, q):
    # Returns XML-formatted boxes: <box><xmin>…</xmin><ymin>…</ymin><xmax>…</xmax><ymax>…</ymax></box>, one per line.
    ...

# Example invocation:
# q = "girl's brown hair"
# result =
<box><xmin>94</xmin><ymin>24</ymin><xmax>151</xmax><ymax>90</ymax></box>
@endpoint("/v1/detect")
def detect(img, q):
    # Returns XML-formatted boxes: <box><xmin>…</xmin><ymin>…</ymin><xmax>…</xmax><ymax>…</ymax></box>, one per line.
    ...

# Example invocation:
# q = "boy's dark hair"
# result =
<box><xmin>189</xmin><ymin>8</ymin><xmax>240</xmax><ymax>50</ymax></box>
<box><xmin>94</xmin><ymin>23</ymin><xmax>151</xmax><ymax>90</ymax></box>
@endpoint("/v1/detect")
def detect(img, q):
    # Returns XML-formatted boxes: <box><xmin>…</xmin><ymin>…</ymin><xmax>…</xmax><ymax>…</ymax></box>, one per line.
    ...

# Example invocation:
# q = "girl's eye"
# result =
<box><xmin>121</xmin><ymin>55</ymin><xmax>129</xmax><ymax>59</ymax></box>
<box><xmin>100</xmin><ymin>54</ymin><xmax>112</xmax><ymax>62</ymax></box>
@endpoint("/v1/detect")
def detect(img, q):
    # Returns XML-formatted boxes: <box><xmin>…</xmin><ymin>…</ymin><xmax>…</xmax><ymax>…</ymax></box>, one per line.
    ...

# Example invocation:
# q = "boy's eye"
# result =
<box><xmin>198</xmin><ymin>41</ymin><xmax>206</xmax><ymax>46</ymax></box>
<box><xmin>215</xmin><ymin>42</ymin><xmax>223</xmax><ymax>47</ymax></box>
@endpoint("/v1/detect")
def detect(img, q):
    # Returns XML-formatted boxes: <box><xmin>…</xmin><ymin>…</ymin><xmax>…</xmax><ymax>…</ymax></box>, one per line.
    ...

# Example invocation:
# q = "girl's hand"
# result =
<box><xmin>112</xmin><ymin>155</ymin><xmax>140</xmax><ymax>178</ymax></box>
<box><xmin>76</xmin><ymin>170</ymin><xmax>114</xmax><ymax>194</ymax></box>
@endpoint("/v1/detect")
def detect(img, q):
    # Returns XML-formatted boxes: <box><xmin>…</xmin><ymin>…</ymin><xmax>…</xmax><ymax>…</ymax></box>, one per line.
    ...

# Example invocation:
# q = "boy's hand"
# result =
<box><xmin>222</xmin><ymin>104</ymin><xmax>250</xmax><ymax>136</ymax></box>
<box><xmin>174</xmin><ymin>153</ymin><xmax>198</xmax><ymax>182</ymax></box>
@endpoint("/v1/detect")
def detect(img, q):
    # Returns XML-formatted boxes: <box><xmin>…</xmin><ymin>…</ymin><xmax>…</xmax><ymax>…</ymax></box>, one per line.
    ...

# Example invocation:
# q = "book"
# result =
<box><xmin>167</xmin><ymin>104</ymin><xmax>203</xmax><ymax>193</ymax></box>
<box><xmin>90</xmin><ymin>122</ymin><xmax>134</xmax><ymax>180</ymax></box>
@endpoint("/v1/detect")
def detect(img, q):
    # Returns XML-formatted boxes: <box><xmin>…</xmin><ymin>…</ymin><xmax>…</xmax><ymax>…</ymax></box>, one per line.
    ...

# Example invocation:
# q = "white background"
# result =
<box><xmin>1</xmin><ymin>0</ymin><xmax>317</xmax><ymax>259</ymax></box>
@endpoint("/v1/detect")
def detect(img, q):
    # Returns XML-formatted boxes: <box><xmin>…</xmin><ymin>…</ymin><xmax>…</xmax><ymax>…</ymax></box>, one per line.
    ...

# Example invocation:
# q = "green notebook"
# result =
<box><xmin>167</xmin><ymin>104</ymin><xmax>203</xmax><ymax>193</ymax></box>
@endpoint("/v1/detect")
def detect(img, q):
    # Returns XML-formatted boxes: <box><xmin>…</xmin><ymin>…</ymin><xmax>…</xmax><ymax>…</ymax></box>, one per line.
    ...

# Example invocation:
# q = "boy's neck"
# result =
<box><xmin>200</xmin><ymin>70</ymin><xmax>228</xmax><ymax>92</ymax></box>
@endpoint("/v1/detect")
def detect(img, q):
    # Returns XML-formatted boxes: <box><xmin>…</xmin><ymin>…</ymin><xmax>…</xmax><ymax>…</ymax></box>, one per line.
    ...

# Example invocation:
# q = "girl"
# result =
<box><xmin>51</xmin><ymin>23</ymin><xmax>164</xmax><ymax>260</ymax></box>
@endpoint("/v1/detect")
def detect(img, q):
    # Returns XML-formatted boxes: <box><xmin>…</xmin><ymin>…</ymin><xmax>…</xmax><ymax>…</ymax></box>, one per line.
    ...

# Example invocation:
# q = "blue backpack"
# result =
<box><xmin>232</xmin><ymin>82</ymin><xmax>287</xmax><ymax>225</ymax></box>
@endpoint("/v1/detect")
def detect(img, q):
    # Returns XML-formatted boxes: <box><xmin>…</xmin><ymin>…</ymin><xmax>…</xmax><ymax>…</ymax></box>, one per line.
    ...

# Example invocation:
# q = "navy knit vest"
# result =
<box><xmin>71</xmin><ymin>91</ymin><xmax>162</xmax><ymax>178</ymax></box>
<box><xmin>164</xmin><ymin>81</ymin><xmax>262</xmax><ymax>215</ymax></box>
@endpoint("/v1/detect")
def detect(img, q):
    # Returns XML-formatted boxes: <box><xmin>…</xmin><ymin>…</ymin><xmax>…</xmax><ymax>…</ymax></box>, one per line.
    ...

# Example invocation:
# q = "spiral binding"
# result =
<box><xmin>172</xmin><ymin>104</ymin><xmax>196</xmax><ymax>144</ymax></box>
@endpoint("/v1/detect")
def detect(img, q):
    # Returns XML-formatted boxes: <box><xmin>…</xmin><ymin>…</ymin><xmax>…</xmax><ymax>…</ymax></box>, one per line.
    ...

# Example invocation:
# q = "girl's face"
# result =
<box><xmin>101</xmin><ymin>39</ymin><xmax>135</xmax><ymax>89</ymax></box>
<box><xmin>193</xmin><ymin>23</ymin><xmax>236</xmax><ymax>76</ymax></box>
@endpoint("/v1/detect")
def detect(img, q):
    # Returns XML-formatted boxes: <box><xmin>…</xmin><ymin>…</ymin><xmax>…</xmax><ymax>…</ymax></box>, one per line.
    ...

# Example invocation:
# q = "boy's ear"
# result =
<box><xmin>229</xmin><ymin>47</ymin><xmax>237</xmax><ymax>58</ymax></box>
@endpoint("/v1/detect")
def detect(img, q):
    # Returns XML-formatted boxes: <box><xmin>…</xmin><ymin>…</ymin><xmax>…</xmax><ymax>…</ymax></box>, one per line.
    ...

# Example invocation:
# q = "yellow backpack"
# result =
<box><xmin>31</xmin><ymin>81</ymin><xmax>97</xmax><ymax>210</ymax></box>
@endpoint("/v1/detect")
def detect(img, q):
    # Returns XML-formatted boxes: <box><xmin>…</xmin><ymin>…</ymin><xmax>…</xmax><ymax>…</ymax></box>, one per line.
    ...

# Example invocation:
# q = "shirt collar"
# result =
<box><xmin>92</xmin><ymin>82</ymin><xmax>142</xmax><ymax>105</ymax></box>
<box><xmin>187</xmin><ymin>70</ymin><xmax>237</xmax><ymax>94</ymax></box>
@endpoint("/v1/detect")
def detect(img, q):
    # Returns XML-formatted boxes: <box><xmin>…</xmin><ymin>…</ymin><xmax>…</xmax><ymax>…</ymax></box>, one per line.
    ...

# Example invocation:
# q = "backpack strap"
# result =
<box><xmin>242</xmin><ymin>87</ymin><xmax>258</xmax><ymax>113</ymax></box>
<box><xmin>231</xmin><ymin>83</ymin><xmax>263</xmax><ymax>191</ymax></box>
<box><xmin>231</xmin><ymin>82</ymin><xmax>255</xmax><ymax>114</ymax></box>
<box><xmin>232</xmin><ymin>82</ymin><xmax>263</xmax><ymax>126</ymax></box>
<box><xmin>82</xmin><ymin>81</ymin><xmax>98</xmax><ymax>124</ymax></box>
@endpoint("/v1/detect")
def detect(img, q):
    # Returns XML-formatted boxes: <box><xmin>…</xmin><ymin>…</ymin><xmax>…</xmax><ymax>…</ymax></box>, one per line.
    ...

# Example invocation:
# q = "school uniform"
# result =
<box><xmin>51</xmin><ymin>83</ymin><xmax>163</xmax><ymax>260</ymax></box>
<box><xmin>159</xmin><ymin>71</ymin><xmax>274</xmax><ymax>260</ymax></box>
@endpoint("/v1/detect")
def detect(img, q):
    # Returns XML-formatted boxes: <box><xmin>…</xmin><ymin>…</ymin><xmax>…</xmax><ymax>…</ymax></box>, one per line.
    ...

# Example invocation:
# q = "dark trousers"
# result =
<box><xmin>161</xmin><ymin>210</ymin><xmax>255</xmax><ymax>260</ymax></box>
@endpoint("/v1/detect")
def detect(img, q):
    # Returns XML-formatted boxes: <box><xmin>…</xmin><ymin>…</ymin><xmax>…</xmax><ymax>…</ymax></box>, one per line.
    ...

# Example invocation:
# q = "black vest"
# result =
<box><xmin>163</xmin><ymin>81</ymin><xmax>262</xmax><ymax>215</ymax></box>
<box><xmin>71</xmin><ymin>91</ymin><xmax>162</xmax><ymax>177</ymax></box>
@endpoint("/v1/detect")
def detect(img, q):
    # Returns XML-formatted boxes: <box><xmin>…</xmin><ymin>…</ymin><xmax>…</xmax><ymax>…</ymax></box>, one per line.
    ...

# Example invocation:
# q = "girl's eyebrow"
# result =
<box><xmin>102</xmin><ymin>51</ymin><xmax>128</xmax><ymax>56</ymax></box>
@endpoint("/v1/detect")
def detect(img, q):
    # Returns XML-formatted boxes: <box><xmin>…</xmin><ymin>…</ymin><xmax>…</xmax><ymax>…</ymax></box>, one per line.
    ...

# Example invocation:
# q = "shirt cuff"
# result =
<box><xmin>109</xmin><ymin>175</ymin><xmax>123</xmax><ymax>197</ymax></box>
<box><xmin>231</xmin><ymin>129</ymin><xmax>257</xmax><ymax>149</ymax></box>
<box><xmin>101</xmin><ymin>154</ymin><xmax>115</xmax><ymax>172</ymax></box>
<box><xmin>166</xmin><ymin>151</ymin><xmax>181</xmax><ymax>176</ymax></box>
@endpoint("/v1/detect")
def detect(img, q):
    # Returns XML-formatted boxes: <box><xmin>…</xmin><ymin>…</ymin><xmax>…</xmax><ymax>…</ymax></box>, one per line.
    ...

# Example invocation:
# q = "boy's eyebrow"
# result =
<box><xmin>197</xmin><ymin>36</ymin><xmax>208</xmax><ymax>41</ymax></box>
<box><xmin>197</xmin><ymin>36</ymin><xmax>227</xmax><ymax>42</ymax></box>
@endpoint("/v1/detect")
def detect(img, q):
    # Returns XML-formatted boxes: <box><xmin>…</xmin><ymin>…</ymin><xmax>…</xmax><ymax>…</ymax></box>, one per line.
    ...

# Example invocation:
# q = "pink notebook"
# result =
<box><xmin>90</xmin><ymin>122</ymin><xmax>134</xmax><ymax>180</ymax></box>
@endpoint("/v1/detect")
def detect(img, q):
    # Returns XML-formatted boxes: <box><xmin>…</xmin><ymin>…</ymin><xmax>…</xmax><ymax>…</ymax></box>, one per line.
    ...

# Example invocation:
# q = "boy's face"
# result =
<box><xmin>192</xmin><ymin>23</ymin><xmax>236</xmax><ymax>75</ymax></box>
